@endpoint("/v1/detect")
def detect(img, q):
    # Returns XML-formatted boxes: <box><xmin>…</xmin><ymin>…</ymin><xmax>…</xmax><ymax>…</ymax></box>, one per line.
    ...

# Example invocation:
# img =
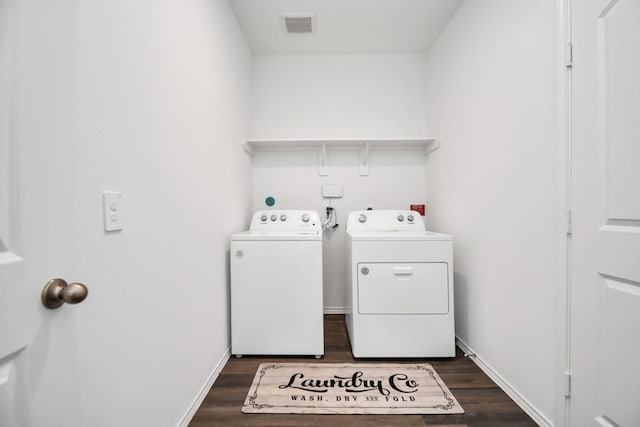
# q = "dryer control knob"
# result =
<box><xmin>397</xmin><ymin>215</ymin><xmax>405</xmax><ymax>222</ymax></box>
<box><xmin>280</xmin><ymin>214</ymin><xmax>287</xmax><ymax>221</ymax></box>
<box><xmin>358</xmin><ymin>214</ymin><xmax>367</xmax><ymax>223</ymax></box>
<box><xmin>260</xmin><ymin>214</ymin><xmax>268</xmax><ymax>222</ymax></box>
<box><xmin>270</xmin><ymin>215</ymin><xmax>277</xmax><ymax>221</ymax></box>
<box><xmin>407</xmin><ymin>214</ymin><xmax>415</xmax><ymax>222</ymax></box>
<box><xmin>302</xmin><ymin>213</ymin><xmax>310</xmax><ymax>222</ymax></box>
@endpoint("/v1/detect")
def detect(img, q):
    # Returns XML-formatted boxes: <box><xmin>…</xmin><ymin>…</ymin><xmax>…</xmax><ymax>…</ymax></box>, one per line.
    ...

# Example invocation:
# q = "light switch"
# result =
<box><xmin>103</xmin><ymin>191</ymin><xmax>122</xmax><ymax>232</ymax></box>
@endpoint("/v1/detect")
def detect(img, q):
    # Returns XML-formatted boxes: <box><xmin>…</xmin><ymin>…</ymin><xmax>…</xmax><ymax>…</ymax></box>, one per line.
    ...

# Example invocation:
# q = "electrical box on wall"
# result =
<box><xmin>322</xmin><ymin>184</ymin><xmax>343</xmax><ymax>198</ymax></box>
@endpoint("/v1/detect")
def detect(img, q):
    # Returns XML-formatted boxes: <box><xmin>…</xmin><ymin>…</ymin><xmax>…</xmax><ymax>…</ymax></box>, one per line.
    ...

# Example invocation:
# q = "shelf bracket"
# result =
<box><xmin>242</xmin><ymin>139</ymin><xmax>254</xmax><ymax>155</ymax></box>
<box><xmin>318</xmin><ymin>142</ymin><xmax>328</xmax><ymax>176</ymax></box>
<box><xmin>424</xmin><ymin>138</ymin><xmax>440</xmax><ymax>155</ymax></box>
<box><xmin>359</xmin><ymin>142</ymin><xmax>370</xmax><ymax>176</ymax></box>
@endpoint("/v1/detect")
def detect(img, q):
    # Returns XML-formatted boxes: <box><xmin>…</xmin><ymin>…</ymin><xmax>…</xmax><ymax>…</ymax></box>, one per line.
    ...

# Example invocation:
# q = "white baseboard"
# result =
<box><xmin>178</xmin><ymin>347</ymin><xmax>231</xmax><ymax>427</ymax></box>
<box><xmin>324</xmin><ymin>306</ymin><xmax>348</xmax><ymax>314</ymax></box>
<box><xmin>455</xmin><ymin>337</ymin><xmax>552</xmax><ymax>427</ymax></box>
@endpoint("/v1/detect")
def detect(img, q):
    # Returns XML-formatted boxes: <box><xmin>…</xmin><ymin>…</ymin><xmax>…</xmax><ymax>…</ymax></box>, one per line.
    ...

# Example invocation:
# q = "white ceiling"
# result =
<box><xmin>228</xmin><ymin>0</ymin><xmax>463</xmax><ymax>54</ymax></box>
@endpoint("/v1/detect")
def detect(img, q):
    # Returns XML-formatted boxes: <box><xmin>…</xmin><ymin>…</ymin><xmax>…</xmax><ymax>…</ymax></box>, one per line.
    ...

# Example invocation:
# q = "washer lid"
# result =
<box><xmin>347</xmin><ymin>230</ymin><xmax>452</xmax><ymax>241</ymax></box>
<box><xmin>231</xmin><ymin>230</ymin><xmax>321</xmax><ymax>241</ymax></box>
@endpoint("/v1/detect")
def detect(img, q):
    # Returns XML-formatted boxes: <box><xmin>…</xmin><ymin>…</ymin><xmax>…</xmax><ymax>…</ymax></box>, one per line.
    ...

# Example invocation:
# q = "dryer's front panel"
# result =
<box><xmin>357</xmin><ymin>262</ymin><xmax>449</xmax><ymax>315</ymax></box>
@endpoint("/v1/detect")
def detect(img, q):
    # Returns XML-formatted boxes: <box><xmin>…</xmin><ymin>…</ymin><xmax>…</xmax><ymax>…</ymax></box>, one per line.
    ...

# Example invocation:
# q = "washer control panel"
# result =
<box><xmin>250</xmin><ymin>210</ymin><xmax>320</xmax><ymax>232</ymax></box>
<box><xmin>346</xmin><ymin>210</ymin><xmax>424</xmax><ymax>232</ymax></box>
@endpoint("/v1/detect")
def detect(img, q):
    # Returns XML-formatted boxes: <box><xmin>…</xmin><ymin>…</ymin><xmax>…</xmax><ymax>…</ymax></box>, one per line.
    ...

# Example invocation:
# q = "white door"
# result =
<box><xmin>570</xmin><ymin>0</ymin><xmax>640</xmax><ymax>425</ymax></box>
<box><xmin>0</xmin><ymin>0</ymin><xmax>84</xmax><ymax>425</ymax></box>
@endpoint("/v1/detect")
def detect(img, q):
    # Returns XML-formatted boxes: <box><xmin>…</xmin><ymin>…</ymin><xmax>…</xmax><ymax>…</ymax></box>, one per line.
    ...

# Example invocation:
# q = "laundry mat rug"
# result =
<box><xmin>242</xmin><ymin>363</ymin><xmax>464</xmax><ymax>415</ymax></box>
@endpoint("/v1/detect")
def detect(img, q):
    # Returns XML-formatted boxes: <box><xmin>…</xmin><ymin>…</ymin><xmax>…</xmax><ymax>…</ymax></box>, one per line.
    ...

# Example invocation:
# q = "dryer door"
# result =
<box><xmin>357</xmin><ymin>262</ymin><xmax>449</xmax><ymax>315</ymax></box>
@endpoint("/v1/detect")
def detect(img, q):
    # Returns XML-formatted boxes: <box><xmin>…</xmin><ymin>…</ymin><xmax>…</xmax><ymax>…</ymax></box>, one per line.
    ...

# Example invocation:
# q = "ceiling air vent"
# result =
<box><xmin>281</xmin><ymin>14</ymin><xmax>314</xmax><ymax>34</ymax></box>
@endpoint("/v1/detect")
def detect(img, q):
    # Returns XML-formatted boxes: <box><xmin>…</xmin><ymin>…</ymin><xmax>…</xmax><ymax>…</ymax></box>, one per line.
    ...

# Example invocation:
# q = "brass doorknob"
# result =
<box><xmin>42</xmin><ymin>279</ymin><xmax>88</xmax><ymax>309</ymax></box>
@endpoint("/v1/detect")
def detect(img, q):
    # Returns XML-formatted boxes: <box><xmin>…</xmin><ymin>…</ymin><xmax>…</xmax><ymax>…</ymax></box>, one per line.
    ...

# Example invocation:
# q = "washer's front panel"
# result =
<box><xmin>231</xmin><ymin>240</ymin><xmax>323</xmax><ymax>356</ymax></box>
<box><xmin>357</xmin><ymin>262</ymin><xmax>449</xmax><ymax>315</ymax></box>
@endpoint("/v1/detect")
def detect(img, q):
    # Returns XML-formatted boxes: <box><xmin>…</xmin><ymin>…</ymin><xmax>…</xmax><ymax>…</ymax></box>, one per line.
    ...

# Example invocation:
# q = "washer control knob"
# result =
<box><xmin>280</xmin><ymin>214</ymin><xmax>287</xmax><ymax>221</ymax></box>
<box><xmin>397</xmin><ymin>214</ymin><xmax>405</xmax><ymax>222</ymax></box>
<box><xmin>270</xmin><ymin>214</ymin><xmax>277</xmax><ymax>221</ymax></box>
<box><xmin>358</xmin><ymin>214</ymin><xmax>367</xmax><ymax>223</ymax></box>
<box><xmin>260</xmin><ymin>214</ymin><xmax>268</xmax><ymax>222</ymax></box>
<box><xmin>407</xmin><ymin>214</ymin><xmax>415</xmax><ymax>222</ymax></box>
<box><xmin>302</xmin><ymin>213</ymin><xmax>310</xmax><ymax>222</ymax></box>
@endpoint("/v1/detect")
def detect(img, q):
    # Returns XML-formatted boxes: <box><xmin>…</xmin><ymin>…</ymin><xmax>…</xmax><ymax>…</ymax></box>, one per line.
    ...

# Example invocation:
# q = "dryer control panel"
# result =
<box><xmin>250</xmin><ymin>210</ymin><xmax>320</xmax><ymax>232</ymax></box>
<box><xmin>346</xmin><ymin>210</ymin><xmax>425</xmax><ymax>232</ymax></box>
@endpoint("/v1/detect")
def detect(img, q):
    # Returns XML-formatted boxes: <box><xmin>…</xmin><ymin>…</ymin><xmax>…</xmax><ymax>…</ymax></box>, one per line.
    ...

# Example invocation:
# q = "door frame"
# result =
<box><xmin>555</xmin><ymin>0</ymin><xmax>572</xmax><ymax>426</ymax></box>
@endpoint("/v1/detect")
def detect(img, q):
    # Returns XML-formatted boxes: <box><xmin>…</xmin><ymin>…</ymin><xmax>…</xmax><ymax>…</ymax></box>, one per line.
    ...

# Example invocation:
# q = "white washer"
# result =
<box><xmin>231</xmin><ymin>210</ymin><xmax>324</xmax><ymax>357</ymax></box>
<box><xmin>345</xmin><ymin>210</ymin><xmax>455</xmax><ymax>358</ymax></box>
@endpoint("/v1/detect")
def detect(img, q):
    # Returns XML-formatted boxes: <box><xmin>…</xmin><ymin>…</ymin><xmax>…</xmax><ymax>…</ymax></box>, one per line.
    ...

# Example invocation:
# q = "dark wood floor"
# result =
<box><xmin>189</xmin><ymin>315</ymin><xmax>537</xmax><ymax>426</ymax></box>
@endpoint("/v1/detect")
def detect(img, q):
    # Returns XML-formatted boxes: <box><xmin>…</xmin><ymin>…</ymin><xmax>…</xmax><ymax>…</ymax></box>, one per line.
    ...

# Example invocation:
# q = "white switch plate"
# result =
<box><xmin>322</xmin><ymin>184</ymin><xmax>343</xmax><ymax>198</ymax></box>
<box><xmin>103</xmin><ymin>191</ymin><xmax>122</xmax><ymax>232</ymax></box>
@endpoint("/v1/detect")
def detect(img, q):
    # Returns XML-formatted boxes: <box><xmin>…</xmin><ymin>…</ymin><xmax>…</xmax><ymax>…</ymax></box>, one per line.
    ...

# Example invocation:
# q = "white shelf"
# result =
<box><xmin>243</xmin><ymin>138</ymin><xmax>439</xmax><ymax>176</ymax></box>
<box><xmin>243</xmin><ymin>137</ymin><xmax>438</xmax><ymax>154</ymax></box>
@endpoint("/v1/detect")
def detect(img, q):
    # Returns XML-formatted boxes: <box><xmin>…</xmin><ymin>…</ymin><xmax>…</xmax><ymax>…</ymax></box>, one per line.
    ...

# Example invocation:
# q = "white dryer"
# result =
<box><xmin>345</xmin><ymin>210</ymin><xmax>455</xmax><ymax>358</ymax></box>
<box><xmin>230</xmin><ymin>210</ymin><xmax>324</xmax><ymax>357</ymax></box>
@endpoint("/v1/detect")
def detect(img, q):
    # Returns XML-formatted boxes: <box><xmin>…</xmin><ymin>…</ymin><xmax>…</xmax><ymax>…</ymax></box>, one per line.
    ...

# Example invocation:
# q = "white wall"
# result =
<box><xmin>250</xmin><ymin>54</ymin><xmax>430</xmax><ymax>310</ymax></box>
<box><xmin>251</xmin><ymin>54</ymin><xmax>429</xmax><ymax>139</ymax></box>
<box><xmin>70</xmin><ymin>1</ymin><xmax>251</xmax><ymax>425</ymax></box>
<box><xmin>424</xmin><ymin>0</ymin><xmax>558</xmax><ymax>423</ymax></box>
